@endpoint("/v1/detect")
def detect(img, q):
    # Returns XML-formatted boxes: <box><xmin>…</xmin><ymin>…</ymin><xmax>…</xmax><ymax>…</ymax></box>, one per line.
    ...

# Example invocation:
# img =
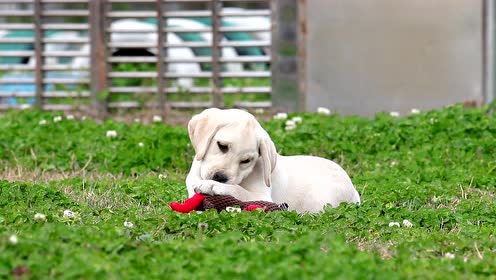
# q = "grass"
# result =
<box><xmin>0</xmin><ymin>104</ymin><xmax>495</xmax><ymax>279</ymax></box>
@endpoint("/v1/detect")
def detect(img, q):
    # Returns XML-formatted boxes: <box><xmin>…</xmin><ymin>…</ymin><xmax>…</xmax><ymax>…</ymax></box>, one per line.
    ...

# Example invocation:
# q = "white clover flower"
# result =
<box><xmin>292</xmin><ymin>116</ymin><xmax>303</xmax><ymax>124</ymax></box>
<box><xmin>20</xmin><ymin>104</ymin><xmax>31</xmax><ymax>110</ymax></box>
<box><xmin>445</xmin><ymin>252</ymin><xmax>455</xmax><ymax>259</ymax></box>
<box><xmin>66</xmin><ymin>115</ymin><xmax>75</xmax><ymax>120</ymax></box>
<box><xmin>402</xmin><ymin>219</ymin><xmax>413</xmax><ymax>228</ymax></box>
<box><xmin>34</xmin><ymin>213</ymin><xmax>47</xmax><ymax>222</ymax></box>
<box><xmin>226</xmin><ymin>207</ymin><xmax>242</xmax><ymax>213</ymax></box>
<box><xmin>134</xmin><ymin>118</ymin><xmax>140</xmax><ymax>123</ymax></box>
<box><xmin>8</xmin><ymin>234</ymin><xmax>18</xmax><ymax>244</ymax></box>
<box><xmin>388</xmin><ymin>222</ymin><xmax>400</xmax><ymax>227</ymax></box>
<box><xmin>254</xmin><ymin>108</ymin><xmax>265</xmax><ymax>114</ymax></box>
<box><xmin>197</xmin><ymin>222</ymin><xmax>208</xmax><ymax>230</ymax></box>
<box><xmin>39</xmin><ymin>119</ymin><xmax>47</xmax><ymax>125</ymax></box>
<box><xmin>317</xmin><ymin>107</ymin><xmax>331</xmax><ymax>115</ymax></box>
<box><xmin>158</xmin><ymin>174</ymin><xmax>167</xmax><ymax>180</ymax></box>
<box><xmin>63</xmin><ymin>209</ymin><xmax>75</xmax><ymax>219</ymax></box>
<box><xmin>152</xmin><ymin>115</ymin><xmax>163</xmax><ymax>123</ymax></box>
<box><xmin>106</xmin><ymin>130</ymin><xmax>117</xmax><ymax>138</ymax></box>
<box><xmin>273</xmin><ymin>112</ymin><xmax>288</xmax><ymax>120</ymax></box>
<box><xmin>390</xmin><ymin>111</ymin><xmax>400</xmax><ymax>117</ymax></box>
<box><xmin>138</xmin><ymin>142</ymin><xmax>144</xmax><ymax>147</ymax></box>
<box><xmin>285</xmin><ymin>125</ymin><xmax>296</xmax><ymax>131</ymax></box>
<box><xmin>124</xmin><ymin>221</ymin><xmax>134</xmax><ymax>228</ymax></box>
<box><xmin>285</xmin><ymin>122</ymin><xmax>296</xmax><ymax>131</ymax></box>
<box><xmin>53</xmin><ymin>116</ymin><xmax>62</xmax><ymax>123</ymax></box>
<box><xmin>411</xmin><ymin>108</ymin><xmax>420</xmax><ymax>114</ymax></box>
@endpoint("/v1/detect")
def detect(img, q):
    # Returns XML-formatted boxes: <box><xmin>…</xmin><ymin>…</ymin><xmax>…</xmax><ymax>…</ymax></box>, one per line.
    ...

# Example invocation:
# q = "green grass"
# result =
<box><xmin>0</xmin><ymin>104</ymin><xmax>495</xmax><ymax>279</ymax></box>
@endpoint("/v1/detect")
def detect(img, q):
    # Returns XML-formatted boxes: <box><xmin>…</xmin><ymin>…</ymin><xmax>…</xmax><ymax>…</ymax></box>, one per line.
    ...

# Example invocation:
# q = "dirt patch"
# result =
<box><xmin>63</xmin><ymin>185</ymin><xmax>137</xmax><ymax>210</ymax></box>
<box><xmin>60</xmin><ymin>107</ymin><xmax>280</xmax><ymax>127</ymax></box>
<box><xmin>0</xmin><ymin>166</ymin><xmax>124</xmax><ymax>183</ymax></box>
<box><xmin>357</xmin><ymin>238</ymin><xmax>396</xmax><ymax>260</ymax></box>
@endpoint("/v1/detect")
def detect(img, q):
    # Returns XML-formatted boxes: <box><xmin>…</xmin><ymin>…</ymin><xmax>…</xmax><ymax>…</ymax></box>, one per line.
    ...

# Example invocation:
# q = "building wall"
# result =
<box><xmin>304</xmin><ymin>0</ymin><xmax>482</xmax><ymax>116</ymax></box>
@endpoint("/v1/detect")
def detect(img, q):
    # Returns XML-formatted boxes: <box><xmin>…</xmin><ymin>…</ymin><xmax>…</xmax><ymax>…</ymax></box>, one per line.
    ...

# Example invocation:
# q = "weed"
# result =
<box><xmin>0</xmin><ymin>104</ymin><xmax>495</xmax><ymax>279</ymax></box>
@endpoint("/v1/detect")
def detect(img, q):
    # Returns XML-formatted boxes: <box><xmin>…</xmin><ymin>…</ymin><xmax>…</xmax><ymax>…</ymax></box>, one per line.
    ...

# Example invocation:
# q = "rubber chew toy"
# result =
<box><xmin>170</xmin><ymin>193</ymin><xmax>288</xmax><ymax>213</ymax></box>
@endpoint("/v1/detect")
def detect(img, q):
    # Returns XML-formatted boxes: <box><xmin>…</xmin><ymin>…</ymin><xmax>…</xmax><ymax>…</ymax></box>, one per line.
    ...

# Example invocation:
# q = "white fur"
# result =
<box><xmin>185</xmin><ymin>108</ymin><xmax>360</xmax><ymax>213</ymax></box>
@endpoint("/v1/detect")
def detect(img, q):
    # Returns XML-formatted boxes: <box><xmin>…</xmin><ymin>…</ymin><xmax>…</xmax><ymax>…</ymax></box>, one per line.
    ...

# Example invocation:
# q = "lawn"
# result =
<box><xmin>0</xmin><ymin>104</ymin><xmax>495</xmax><ymax>279</ymax></box>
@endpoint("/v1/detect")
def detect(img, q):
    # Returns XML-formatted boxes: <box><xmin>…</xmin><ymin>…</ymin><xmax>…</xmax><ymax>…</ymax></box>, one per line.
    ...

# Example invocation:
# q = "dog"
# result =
<box><xmin>185</xmin><ymin>108</ymin><xmax>360</xmax><ymax>213</ymax></box>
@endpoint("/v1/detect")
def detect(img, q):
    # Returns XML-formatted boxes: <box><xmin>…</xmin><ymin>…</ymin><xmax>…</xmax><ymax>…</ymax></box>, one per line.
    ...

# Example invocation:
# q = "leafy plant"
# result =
<box><xmin>0</xmin><ymin>104</ymin><xmax>495</xmax><ymax>279</ymax></box>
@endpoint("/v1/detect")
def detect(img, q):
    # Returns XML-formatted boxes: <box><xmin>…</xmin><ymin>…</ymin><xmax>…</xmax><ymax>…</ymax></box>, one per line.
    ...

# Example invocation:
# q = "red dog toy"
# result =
<box><xmin>170</xmin><ymin>193</ymin><xmax>288</xmax><ymax>213</ymax></box>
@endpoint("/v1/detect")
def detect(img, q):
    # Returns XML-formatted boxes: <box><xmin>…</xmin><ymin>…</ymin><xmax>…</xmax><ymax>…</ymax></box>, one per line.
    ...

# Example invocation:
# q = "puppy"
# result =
<box><xmin>185</xmin><ymin>108</ymin><xmax>360</xmax><ymax>213</ymax></box>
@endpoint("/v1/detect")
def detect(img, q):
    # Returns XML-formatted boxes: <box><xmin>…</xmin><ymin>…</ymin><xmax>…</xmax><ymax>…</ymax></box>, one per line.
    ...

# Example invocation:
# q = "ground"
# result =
<box><xmin>0</xmin><ymin>104</ymin><xmax>495</xmax><ymax>279</ymax></box>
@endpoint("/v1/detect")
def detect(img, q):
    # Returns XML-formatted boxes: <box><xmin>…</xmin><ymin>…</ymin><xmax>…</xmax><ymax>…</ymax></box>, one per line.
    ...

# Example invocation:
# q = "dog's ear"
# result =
<box><xmin>258</xmin><ymin>128</ymin><xmax>277</xmax><ymax>188</ymax></box>
<box><xmin>188</xmin><ymin>108</ymin><xmax>224</xmax><ymax>161</ymax></box>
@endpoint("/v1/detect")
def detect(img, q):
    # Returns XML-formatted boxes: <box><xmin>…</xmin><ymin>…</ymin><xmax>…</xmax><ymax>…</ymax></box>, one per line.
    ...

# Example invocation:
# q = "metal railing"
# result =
<box><xmin>0</xmin><ymin>0</ymin><xmax>272</xmax><ymax>115</ymax></box>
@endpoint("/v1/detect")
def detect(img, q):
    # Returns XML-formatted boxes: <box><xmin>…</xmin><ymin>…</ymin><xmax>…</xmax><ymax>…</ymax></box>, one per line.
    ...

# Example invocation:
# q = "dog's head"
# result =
<box><xmin>188</xmin><ymin>108</ymin><xmax>277</xmax><ymax>187</ymax></box>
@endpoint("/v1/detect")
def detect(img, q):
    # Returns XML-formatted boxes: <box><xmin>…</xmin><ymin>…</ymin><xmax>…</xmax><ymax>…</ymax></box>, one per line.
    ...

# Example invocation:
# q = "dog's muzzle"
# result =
<box><xmin>212</xmin><ymin>172</ymin><xmax>228</xmax><ymax>183</ymax></box>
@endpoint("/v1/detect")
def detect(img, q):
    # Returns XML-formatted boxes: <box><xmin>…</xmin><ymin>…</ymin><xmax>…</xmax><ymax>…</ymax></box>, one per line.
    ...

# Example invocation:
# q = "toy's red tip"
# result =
<box><xmin>244</xmin><ymin>204</ymin><xmax>264</xmax><ymax>211</ymax></box>
<box><xmin>170</xmin><ymin>193</ymin><xmax>205</xmax><ymax>213</ymax></box>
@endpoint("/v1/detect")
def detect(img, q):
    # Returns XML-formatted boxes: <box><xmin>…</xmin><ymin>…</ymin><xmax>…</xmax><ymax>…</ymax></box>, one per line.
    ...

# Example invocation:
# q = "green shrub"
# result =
<box><xmin>0</xmin><ymin>104</ymin><xmax>495</xmax><ymax>279</ymax></box>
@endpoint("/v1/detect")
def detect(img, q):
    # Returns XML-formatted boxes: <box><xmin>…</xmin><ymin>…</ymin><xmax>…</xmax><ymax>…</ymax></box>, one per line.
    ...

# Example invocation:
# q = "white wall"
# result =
<box><xmin>305</xmin><ymin>0</ymin><xmax>482</xmax><ymax>116</ymax></box>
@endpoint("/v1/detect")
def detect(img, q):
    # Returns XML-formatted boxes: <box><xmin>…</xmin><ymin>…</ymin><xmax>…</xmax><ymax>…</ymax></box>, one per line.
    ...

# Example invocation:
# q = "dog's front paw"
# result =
<box><xmin>193</xmin><ymin>180</ymin><xmax>231</xmax><ymax>196</ymax></box>
<box><xmin>192</xmin><ymin>180</ymin><xmax>220</xmax><ymax>195</ymax></box>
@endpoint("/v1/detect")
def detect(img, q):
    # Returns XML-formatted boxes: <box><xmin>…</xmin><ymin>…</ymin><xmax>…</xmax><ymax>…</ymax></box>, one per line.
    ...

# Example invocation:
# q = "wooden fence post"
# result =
<box><xmin>271</xmin><ymin>0</ymin><xmax>303</xmax><ymax>112</ymax></box>
<box><xmin>156</xmin><ymin>0</ymin><xmax>168</xmax><ymax>116</ymax></box>
<box><xmin>34</xmin><ymin>0</ymin><xmax>43</xmax><ymax>109</ymax></box>
<box><xmin>483</xmin><ymin>0</ymin><xmax>495</xmax><ymax>105</ymax></box>
<box><xmin>211</xmin><ymin>0</ymin><xmax>223</xmax><ymax>108</ymax></box>
<box><xmin>90</xmin><ymin>0</ymin><xmax>108</xmax><ymax>117</ymax></box>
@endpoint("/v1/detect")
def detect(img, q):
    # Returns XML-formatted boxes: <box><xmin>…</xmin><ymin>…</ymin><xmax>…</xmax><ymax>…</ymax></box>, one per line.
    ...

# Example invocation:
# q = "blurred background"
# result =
<box><xmin>0</xmin><ymin>0</ymin><xmax>493</xmax><ymax>119</ymax></box>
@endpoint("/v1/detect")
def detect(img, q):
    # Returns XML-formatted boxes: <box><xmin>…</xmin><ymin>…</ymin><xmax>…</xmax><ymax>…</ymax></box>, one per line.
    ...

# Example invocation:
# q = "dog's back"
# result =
<box><xmin>270</xmin><ymin>155</ymin><xmax>360</xmax><ymax>213</ymax></box>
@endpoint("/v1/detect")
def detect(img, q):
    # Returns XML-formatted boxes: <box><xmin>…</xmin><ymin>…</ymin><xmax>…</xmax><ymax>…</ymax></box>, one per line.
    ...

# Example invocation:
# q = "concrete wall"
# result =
<box><xmin>304</xmin><ymin>0</ymin><xmax>482</xmax><ymax>116</ymax></box>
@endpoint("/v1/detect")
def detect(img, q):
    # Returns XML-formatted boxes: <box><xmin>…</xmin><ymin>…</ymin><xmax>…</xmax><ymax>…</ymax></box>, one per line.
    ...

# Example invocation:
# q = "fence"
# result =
<box><xmin>0</xmin><ymin>0</ymin><xmax>273</xmax><ymax>115</ymax></box>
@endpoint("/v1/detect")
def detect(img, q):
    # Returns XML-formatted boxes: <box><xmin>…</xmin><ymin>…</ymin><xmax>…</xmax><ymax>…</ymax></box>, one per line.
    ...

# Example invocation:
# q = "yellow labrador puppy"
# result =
<box><xmin>186</xmin><ymin>108</ymin><xmax>360</xmax><ymax>213</ymax></box>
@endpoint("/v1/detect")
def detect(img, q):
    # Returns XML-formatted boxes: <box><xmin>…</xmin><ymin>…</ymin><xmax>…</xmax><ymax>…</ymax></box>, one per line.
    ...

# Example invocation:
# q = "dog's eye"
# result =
<box><xmin>240</xmin><ymin>159</ymin><xmax>251</xmax><ymax>164</ymax></box>
<box><xmin>217</xmin><ymin>141</ymin><xmax>228</xmax><ymax>153</ymax></box>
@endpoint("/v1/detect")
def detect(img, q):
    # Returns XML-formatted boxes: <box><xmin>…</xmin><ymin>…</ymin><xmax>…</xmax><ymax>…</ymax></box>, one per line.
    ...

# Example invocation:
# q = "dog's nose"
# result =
<box><xmin>212</xmin><ymin>172</ymin><xmax>228</xmax><ymax>183</ymax></box>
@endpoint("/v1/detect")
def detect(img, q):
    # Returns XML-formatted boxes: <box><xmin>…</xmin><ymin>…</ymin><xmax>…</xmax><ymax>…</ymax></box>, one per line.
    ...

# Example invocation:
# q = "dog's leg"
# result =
<box><xmin>186</xmin><ymin>160</ymin><xmax>271</xmax><ymax>201</ymax></box>
<box><xmin>185</xmin><ymin>159</ymin><xmax>203</xmax><ymax>198</ymax></box>
<box><xmin>191</xmin><ymin>180</ymin><xmax>271</xmax><ymax>202</ymax></box>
